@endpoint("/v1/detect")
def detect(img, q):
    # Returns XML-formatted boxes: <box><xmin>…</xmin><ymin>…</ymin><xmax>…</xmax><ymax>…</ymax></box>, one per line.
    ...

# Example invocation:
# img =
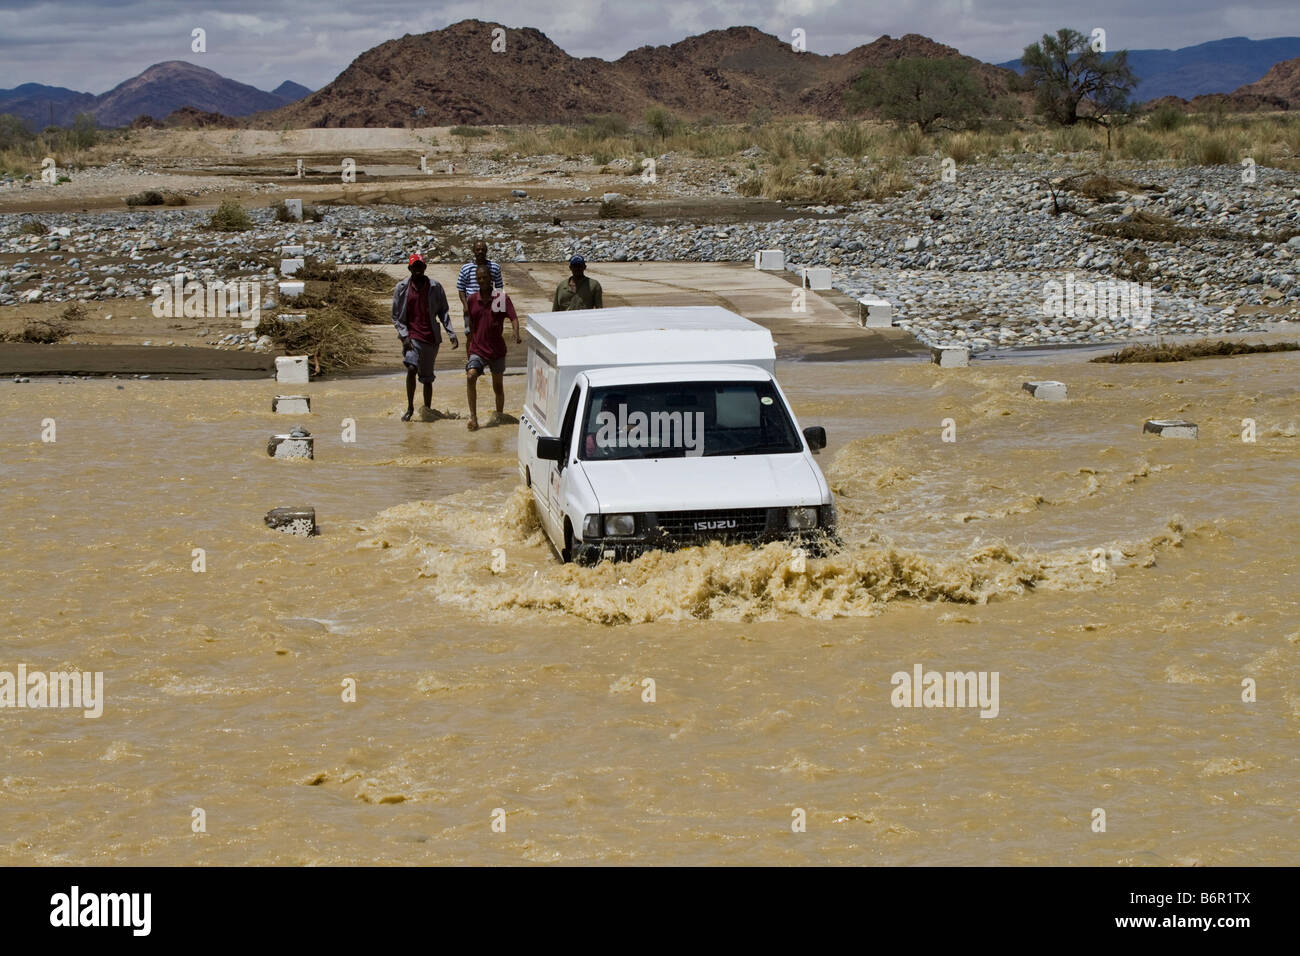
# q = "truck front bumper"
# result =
<box><xmin>573</xmin><ymin>523</ymin><xmax>840</xmax><ymax>566</ymax></box>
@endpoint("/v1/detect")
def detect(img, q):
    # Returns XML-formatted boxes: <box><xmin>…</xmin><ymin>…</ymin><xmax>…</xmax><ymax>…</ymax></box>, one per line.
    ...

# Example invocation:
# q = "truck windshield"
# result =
<box><xmin>579</xmin><ymin>380</ymin><xmax>803</xmax><ymax>460</ymax></box>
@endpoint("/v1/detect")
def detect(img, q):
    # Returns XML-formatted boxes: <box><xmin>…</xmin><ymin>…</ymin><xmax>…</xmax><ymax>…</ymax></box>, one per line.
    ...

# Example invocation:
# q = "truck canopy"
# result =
<box><xmin>524</xmin><ymin>307</ymin><xmax>777</xmax><ymax>433</ymax></box>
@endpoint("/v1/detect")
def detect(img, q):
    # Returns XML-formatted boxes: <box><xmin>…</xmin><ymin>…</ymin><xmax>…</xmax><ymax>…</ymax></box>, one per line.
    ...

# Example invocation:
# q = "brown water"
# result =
<box><xmin>1</xmin><ymin>353</ymin><xmax>1296</xmax><ymax>865</ymax></box>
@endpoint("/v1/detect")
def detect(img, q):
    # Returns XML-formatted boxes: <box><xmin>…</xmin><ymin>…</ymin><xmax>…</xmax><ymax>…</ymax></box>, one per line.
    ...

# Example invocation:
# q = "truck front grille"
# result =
<box><xmin>652</xmin><ymin>508</ymin><xmax>772</xmax><ymax>544</ymax></box>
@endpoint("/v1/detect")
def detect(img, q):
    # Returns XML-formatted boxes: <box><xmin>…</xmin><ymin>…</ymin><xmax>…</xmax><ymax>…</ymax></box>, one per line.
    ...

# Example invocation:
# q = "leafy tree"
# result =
<box><xmin>849</xmin><ymin>57</ymin><xmax>992</xmax><ymax>134</ymax></box>
<box><xmin>0</xmin><ymin>113</ymin><xmax>35</xmax><ymax>151</ymax></box>
<box><xmin>68</xmin><ymin>113</ymin><xmax>98</xmax><ymax>150</ymax></box>
<box><xmin>1022</xmin><ymin>28</ymin><xmax>1138</xmax><ymax>132</ymax></box>
<box><xmin>644</xmin><ymin>107</ymin><xmax>681</xmax><ymax>140</ymax></box>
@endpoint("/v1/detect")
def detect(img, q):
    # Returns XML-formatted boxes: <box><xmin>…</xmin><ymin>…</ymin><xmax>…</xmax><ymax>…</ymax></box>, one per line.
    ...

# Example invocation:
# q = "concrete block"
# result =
<box><xmin>801</xmin><ymin>267</ymin><xmax>833</xmax><ymax>290</ymax></box>
<box><xmin>280</xmin><ymin>257</ymin><xmax>305</xmax><ymax>276</ymax></box>
<box><xmin>858</xmin><ymin>295</ymin><xmax>893</xmax><ymax>328</ymax></box>
<box><xmin>273</xmin><ymin>395</ymin><xmax>311</xmax><ymax>415</ymax></box>
<box><xmin>931</xmin><ymin>346</ymin><xmax>970</xmax><ymax>368</ymax></box>
<box><xmin>1022</xmin><ymin>380</ymin><xmax>1068</xmax><ymax>401</ymax></box>
<box><xmin>276</xmin><ymin>355</ymin><xmax>309</xmax><ymax>384</ymax></box>
<box><xmin>754</xmin><ymin>249</ymin><xmax>785</xmax><ymax>271</ymax></box>
<box><xmin>1144</xmin><ymin>419</ymin><xmax>1198</xmax><ymax>438</ymax></box>
<box><xmin>279</xmin><ymin>244</ymin><xmax>304</xmax><ymax>257</ymax></box>
<box><xmin>278</xmin><ymin>280</ymin><xmax>305</xmax><ymax>299</ymax></box>
<box><xmin>265</xmin><ymin>506</ymin><xmax>316</xmax><ymax>536</ymax></box>
<box><xmin>283</xmin><ymin>199</ymin><xmax>303</xmax><ymax>222</ymax></box>
<box><xmin>277</xmin><ymin>313</ymin><xmax>306</xmax><ymax>324</ymax></box>
<box><xmin>268</xmin><ymin>427</ymin><xmax>313</xmax><ymax>460</ymax></box>
<box><xmin>240</xmin><ymin>317</ymin><xmax>260</xmax><ymax>330</ymax></box>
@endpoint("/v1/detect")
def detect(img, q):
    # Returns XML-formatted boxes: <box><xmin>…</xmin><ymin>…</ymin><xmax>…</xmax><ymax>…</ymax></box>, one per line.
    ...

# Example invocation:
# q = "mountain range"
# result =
<box><xmin>998</xmin><ymin>35</ymin><xmax>1300</xmax><ymax>102</ymax></box>
<box><xmin>0</xmin><ymin>61</ymin><xmax>311</xmax><ymax>130</ymax></box>
<box><xmin>3</xmin><ymin>25</ymin><xmax>1298</xmax><ymax>131</ymax></box>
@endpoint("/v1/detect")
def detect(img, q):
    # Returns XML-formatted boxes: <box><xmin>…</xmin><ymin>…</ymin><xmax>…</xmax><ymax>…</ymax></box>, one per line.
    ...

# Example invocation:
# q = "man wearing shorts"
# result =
<box><xmin>456</xmin><ymin>240</ymin><xmax>503</xmax><ymax>336</ymax></box>
<box><xmin>392</xmin><ymin>253</ymin><xmax>457</xmax><ymax>422</ymax></box>
<box><xmin>464</xmin><ymin>264</ymin><xmax>520</xmax><ymax>431</ymax></box>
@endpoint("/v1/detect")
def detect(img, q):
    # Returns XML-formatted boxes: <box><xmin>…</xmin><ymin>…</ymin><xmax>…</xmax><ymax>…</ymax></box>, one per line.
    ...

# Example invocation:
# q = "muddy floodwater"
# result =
<box><xmin>1</xmin><ymin>351</ymin><xmax>1296</xmax><ymax>865</ymax></box>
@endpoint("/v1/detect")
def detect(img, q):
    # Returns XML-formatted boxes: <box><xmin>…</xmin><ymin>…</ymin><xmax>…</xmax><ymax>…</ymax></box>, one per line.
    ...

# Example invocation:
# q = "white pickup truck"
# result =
<box><xmin>517</xmin><ymin>306</ymin><xmax>836</xmax><ymax>564</ymax></box>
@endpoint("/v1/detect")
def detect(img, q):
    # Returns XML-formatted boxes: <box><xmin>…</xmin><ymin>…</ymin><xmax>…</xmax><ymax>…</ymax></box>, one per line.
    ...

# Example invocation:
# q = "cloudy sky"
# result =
<box><xmin>1</xmin><ymin>0</ymin><xmax>1297</xmax><ymax>93</ymax></box>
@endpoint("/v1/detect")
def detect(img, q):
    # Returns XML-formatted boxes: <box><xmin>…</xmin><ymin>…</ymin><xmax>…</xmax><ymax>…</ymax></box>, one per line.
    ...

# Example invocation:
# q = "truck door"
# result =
<box><xmin>547</xmin><ymin>381</ymin><xmax>585</xmax><ymax>536</ymax></box>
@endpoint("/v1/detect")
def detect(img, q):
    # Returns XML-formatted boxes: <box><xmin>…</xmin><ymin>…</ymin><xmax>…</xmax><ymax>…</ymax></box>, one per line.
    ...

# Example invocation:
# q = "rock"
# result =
<box><xmin>264</xmin><ymin>506</ymin><xmax>317</xmax><ymax>536</ymax></box>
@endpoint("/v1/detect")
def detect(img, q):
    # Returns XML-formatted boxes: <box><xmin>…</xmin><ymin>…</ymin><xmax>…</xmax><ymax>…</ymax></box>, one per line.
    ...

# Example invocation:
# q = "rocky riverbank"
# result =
<box><xmin>2</xmin><ymin>156</ymin><xmax>1298</xmax><ymax>351</ymax></box>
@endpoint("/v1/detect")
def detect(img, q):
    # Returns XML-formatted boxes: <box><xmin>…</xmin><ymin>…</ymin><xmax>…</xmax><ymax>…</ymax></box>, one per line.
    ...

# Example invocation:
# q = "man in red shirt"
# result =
<box><xmin>391</xmin><ymin>253</ymin><xmax>457</xmax><ymax>421</ymax></box>
<box><xmin>464</xmin><ymin>264</ymin><xmax>520</xmax><ymax>431</ymax></box>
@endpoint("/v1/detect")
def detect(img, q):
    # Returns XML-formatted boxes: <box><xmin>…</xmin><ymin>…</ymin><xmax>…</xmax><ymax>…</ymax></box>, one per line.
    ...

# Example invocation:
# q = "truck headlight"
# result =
<box><xmin>582</xmin><ymin>514</ymin><xmax>601</xmax><ymax>539</ymax></box>
<box><xmin>603</xmin><ymin>514</ymin><xmax>636</xmax><ymax>537</ymax></box>
<box><xmin>786</xmin><ymin>506</ymin><xmax>818</xmax><ymax>530</ymax></box>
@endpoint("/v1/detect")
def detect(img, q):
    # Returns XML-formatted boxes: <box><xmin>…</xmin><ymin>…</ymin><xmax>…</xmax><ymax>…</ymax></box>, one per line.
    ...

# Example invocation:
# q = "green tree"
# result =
<box><xmin>68</xmin><ymin>112</ymin><xmax>99</xmax><ymax>150</ymax></box>
<box><xmin>0</xmin><ymin>113</ymin><xmax>35</xmax><ymax>151</ymax></box>
<box><xmin>1022</xmin><ymin>28</ymin><xmax>1138</xmax><ymax>130</ymax></box>
<box><xmin>849</xmin><ymin>57</ymin><xmax>992</xmax><ymax>134</ymax></box>
<box><xmin>644</xmin><ymin>107</ymin><xmax>680</xmax><ymax>140</ymax></box>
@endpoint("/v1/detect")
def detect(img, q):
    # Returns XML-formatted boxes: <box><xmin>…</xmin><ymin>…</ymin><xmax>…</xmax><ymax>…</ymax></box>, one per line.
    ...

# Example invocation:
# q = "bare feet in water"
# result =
<box><xmin>401</xmin><ymin>409</ymin><xmax>413</xmax><ymax>422</ymax></box>
<box><xmin>467</xmin><ymin>418</ymin><xmax>479</xmax><ymax>431</ymax></box>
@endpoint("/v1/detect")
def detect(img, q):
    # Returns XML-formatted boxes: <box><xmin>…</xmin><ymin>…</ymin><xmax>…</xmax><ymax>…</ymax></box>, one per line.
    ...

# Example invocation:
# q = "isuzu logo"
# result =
<box><xmin>694</xmin><ymin>519</ymin><xmax>737</xmax><ymax>531</ymax></box>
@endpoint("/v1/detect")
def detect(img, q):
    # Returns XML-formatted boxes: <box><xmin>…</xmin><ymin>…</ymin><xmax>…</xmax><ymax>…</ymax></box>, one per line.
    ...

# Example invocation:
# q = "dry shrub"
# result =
<box><xmin>2</xmin><ymin>318</ymin><xmax>71</xmax><ymax>343</ymax></box>
<box><xmin>256</xmin><ymin>308</ymin><xmax>374</xmax><ymax>372</ymax></box>
<box><xmin>1093</xmin><ymin>340</ymin><xmax>1300</xmax><ymax>363</ymax></box>
<box><xmin>329</xmin><ymin>286</ymin><xmax>387</xmax><ymax>324</ymax></box>
<box><xmin>209</xmin><ymin>201</ymin><xmax>252</xmax><ymax>231</ymax></box>
<box><xmin>333</xmin><ymin>267</ymin><xmax>393</xmax><ymax>291</ymax></box>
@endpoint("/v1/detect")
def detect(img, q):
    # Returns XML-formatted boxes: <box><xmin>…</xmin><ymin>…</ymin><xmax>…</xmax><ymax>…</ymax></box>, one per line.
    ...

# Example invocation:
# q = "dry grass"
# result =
<box><xmin>1069</xmin><ymin>174</ymin><xmax>1159</xmax><ymax>202</ymax></box>
<box><xmin>1090</xmin><ymin>216</ymin><xmax>1299</xmax><ymax>244</ymax></box>
<box><xmin>484</xmin><ymin>113</ymin><xmax>1300</xmax><ymax>180</ymax></box>
<box><xmin>738</xmin><ymin>161</ymin><xmax>871</xmax><ymax>202</ymax></box>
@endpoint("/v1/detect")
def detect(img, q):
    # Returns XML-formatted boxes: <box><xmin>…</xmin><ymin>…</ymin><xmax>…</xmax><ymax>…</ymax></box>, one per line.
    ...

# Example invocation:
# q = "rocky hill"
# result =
<box><xmin>260</xmin><ymin>19</ymin><xmax>1016</xmax><ymax>128</ymax></box>
<box><xmin>1233</xmin><ymin>56</ymin><xmax>1300</xmax><ymax>106</ymax></box>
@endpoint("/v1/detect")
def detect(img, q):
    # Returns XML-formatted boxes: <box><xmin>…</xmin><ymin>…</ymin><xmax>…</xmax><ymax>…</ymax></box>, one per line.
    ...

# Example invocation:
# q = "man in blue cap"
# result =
<box><xmin>552</xmin><ymin>255</ymin><xmax>603</xmax><ymax>311</ymax></box>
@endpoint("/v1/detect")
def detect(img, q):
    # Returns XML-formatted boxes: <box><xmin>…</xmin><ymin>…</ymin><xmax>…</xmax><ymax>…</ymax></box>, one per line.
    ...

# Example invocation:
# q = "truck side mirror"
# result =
<box><xmin>537</xmin><ymin>436</ymin><xmax>565</xmax><ymax>461</ymax></box>
<box><xmin>803</xmin><ymin>426</ymin><xmax>826</xmax><ymax>451</ymax></box>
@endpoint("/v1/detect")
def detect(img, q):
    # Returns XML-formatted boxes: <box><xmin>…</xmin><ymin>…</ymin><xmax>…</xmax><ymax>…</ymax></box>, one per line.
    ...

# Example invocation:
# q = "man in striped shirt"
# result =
<box><xmin>456</xmin><ymin>240</ymin><xmax>503</xmax><ymax>335</ymax></box>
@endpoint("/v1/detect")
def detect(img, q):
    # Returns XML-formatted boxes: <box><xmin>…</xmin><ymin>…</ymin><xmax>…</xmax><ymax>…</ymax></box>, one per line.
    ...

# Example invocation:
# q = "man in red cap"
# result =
<box><xmin>392</xmin><ymin>253</ymin><xmax>457</xmax><ymax>421</ymax></box>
